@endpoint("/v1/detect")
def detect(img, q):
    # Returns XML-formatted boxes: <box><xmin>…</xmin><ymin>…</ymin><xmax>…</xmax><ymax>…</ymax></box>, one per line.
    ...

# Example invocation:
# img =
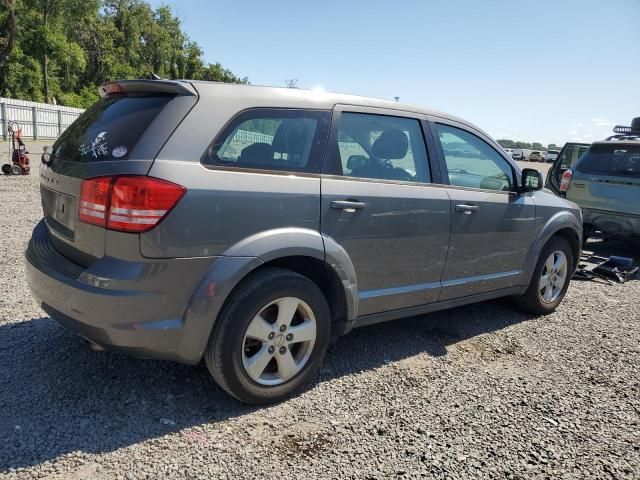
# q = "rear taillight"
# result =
<box><xmin>560</xmin><ymin>169</ymin><xmax>573</xmax><ymax>192</ymax></box>
<box><xmin>79</xmin><ymin>176</ymin><xmax>186</xmax><ymax>232</ymax></box>
<box><xmin>79</xmin><ymin>177</ymin><xmax>112</xmax><ymax>227</ymax></box>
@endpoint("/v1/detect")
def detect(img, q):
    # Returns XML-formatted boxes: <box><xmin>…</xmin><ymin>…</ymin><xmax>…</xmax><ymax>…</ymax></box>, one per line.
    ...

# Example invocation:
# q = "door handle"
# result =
<box><xmin>455</xmin><ymin>204</ymin><xmax>479</xmax><ymax>214</ymax></box>
<box><xmin>331</xmin><ymin>200</ymin><xmax>367</xmax><ymax>211</ymax></box>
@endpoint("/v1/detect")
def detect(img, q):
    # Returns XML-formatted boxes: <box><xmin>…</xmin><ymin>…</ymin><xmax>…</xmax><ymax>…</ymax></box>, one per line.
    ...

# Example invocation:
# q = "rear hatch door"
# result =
<box><xmin>567</xmin><ymin>143</ymin><xmax>640</xmax><ymax>215</ymax></box>
<box><xmin>41</xmin><ymin>80</ymin><xmax>197</xmax><ymax>265</ymax></box>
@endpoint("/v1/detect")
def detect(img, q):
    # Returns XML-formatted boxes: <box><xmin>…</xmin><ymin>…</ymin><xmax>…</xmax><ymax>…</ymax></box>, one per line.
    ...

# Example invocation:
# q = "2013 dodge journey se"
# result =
<box><xmin>26</xmin><ymin>80</ymin><xmax>582</xmax><ymax>404</ymax></box>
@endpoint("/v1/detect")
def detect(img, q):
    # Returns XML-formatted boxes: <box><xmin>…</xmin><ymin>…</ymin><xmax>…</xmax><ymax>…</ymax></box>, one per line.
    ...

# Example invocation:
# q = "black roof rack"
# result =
<box><xmin>606</xmin><ymin>117</ymin><xmax>640</xmax><ymax>141</ymax></box>
<box><xmin>613</xmin><ymin>125</ymin><xmax>633</xmax><ymax>134</ymax></box>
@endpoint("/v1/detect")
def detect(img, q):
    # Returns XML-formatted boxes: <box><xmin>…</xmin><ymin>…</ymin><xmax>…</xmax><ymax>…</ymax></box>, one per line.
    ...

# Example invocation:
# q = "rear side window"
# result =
<box><xmin>330</xmin><ymin>112</ymin><xmax>431</xmax><ymax>183</ymax></box>
<box><xmin>576</xmin><ymin>144</ymin><xmax>640</xmax><ymax>177</ymax></box>
<box><xmin>51</xmin><ymin>94</ymin><xmax>171</xmax><ymax>162</ymax></box>
<box><xmin>203</xmin><ymin>109</ymin><xmax>331</xmax><ymax>173</ymax></box>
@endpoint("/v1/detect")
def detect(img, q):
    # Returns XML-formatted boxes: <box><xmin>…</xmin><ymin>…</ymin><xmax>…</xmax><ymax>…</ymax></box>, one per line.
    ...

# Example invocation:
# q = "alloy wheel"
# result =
<box><xmin>539</xmin><ymin>250</ymin><xmax>568</xmax><ymax>304</ymax></box>
<box><xmin>242</xmin><ymin>297</ymin><xmax>317</xmax><ymax>386</ymax></box>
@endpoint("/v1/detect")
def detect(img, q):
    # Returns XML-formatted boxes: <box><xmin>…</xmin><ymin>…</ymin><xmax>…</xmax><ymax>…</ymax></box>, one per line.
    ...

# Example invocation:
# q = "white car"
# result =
<box><xmin>512</xmin><ymin>149</ymin><xmax>526</xmax><ymax>160</ymax></box>
<box><xmin>544</xmin><ymin>150</ymin><xmax>560</xmax><ymax>163</ymax></box>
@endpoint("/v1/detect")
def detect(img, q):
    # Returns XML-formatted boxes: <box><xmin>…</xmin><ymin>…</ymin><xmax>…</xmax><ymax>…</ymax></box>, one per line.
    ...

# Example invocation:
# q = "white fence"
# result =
<box><xmin>0</xmin><ymin>97</ymin><xmax>85</xmax><ymax>141</ymax></box>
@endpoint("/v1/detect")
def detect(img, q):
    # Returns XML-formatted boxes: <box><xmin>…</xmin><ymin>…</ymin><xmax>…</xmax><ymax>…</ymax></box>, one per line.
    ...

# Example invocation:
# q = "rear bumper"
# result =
<box><xmin>582</xmin><ymin>208</ymin><xmax>640</xmax><ymax>238</ymax></box>
<box><xmin>25</xmin><ymin>220</ymin><xmax>224</xmax><ymax>364</ymax></box>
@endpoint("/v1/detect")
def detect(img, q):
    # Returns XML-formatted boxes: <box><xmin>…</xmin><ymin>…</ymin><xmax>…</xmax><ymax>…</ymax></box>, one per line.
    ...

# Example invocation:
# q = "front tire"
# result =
<box><xmin>204</xmin><ymin>268</ymin><xmax>331</xmax><ymax>404</ymax></box>
<box><xmin>514</xmin><ymin>236</ymin><xmax>573</xmax><ymax>315</ymax></box>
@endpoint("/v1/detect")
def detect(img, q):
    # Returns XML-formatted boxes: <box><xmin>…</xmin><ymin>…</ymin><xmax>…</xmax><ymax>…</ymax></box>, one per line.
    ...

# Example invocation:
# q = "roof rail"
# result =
<box><xmin>605</xmin><ymin>133</ymin><xmax>640</xmax><ymax>141</ymax></box>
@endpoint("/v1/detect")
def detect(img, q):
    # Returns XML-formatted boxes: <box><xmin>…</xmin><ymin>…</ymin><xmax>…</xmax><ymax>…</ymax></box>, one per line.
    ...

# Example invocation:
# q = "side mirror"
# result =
<box><xmin>520</xmin><ymin>168</ymin><xmax>543</xmax><ymax>192</ymax></box>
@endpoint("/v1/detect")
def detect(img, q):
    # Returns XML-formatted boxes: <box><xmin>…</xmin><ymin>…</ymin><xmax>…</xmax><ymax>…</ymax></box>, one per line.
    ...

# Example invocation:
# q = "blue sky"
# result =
<box><xmin>149</xmin><ymin>0</ymin><xmax>640</xmax><ymax>146</ymax></box>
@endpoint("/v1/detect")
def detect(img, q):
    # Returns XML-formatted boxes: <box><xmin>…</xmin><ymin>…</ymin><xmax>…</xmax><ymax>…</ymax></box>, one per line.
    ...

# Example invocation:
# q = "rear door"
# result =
<box><xmin>430</xmin><ymin>119</ymin><xmax>536</xmax><ymax>301</ymax></box>
<box><xmin>546</xmin><ymin>142</ymin><xmax>590</xmax><ymax>194</ymax></box>
<box><xmin>320</xmin><ymin>107</ymin><xmax>450</xmax><ymax>316</ymax></box>
<box><xmin>40</xmin><ymin>81</ymin><xmax>196</xmax><ymax>264</ymax></box>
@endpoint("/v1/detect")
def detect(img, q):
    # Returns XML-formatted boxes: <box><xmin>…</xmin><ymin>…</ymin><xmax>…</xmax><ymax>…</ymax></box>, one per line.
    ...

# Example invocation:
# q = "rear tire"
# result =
<box><xmin>204</xmin><ymin>268</ymin><xmax>331</xmax><ymax>404</ymax></box>
<box><xmin>514</xmin><ymin>236</ymin><xmax>573</xmax><ymax>315</ymax></box>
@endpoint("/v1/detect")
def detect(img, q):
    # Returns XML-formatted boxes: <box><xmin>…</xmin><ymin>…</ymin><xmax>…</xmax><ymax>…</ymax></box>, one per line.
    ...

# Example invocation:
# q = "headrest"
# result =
<box><xmin>238</xmin><ymin>142</ymin><xmax>274</xmax><ymax>164</ymax></box>
<box><xmin>272</xmin><ymin>120</ymin><xmax>309</xmax><ymax>154</ymax></box>
<box><xmin>372</xmin><ymin>128</ymin><xmax>408</xmax><ymax>159</ymax></box>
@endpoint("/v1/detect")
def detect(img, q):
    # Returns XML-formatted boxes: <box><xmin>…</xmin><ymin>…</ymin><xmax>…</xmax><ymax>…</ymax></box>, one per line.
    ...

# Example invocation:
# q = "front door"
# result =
<box><xmin>431</xmin><ymin>121</ymin><xmax>536</xmax><ymax>301</ymax></box>
<box><xmin>321</xmin><ymin>109</ymin><xmax>450</xmax><ymax>316</ymax></box>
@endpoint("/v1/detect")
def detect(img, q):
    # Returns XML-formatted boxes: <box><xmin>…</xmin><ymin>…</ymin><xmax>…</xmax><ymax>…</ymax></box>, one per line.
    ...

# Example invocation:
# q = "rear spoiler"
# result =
<box><xmin>98</xmin><ymin>80</ymin><xmax>197</xmax><ymax>97</ymax></box>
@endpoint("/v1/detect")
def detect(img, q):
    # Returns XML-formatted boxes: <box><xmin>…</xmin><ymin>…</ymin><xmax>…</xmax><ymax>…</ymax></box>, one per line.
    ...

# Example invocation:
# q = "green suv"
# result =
<box><xmin>549</xmin><ymin>118</ymin><xmax>640</xmax><ymax>240</ymax></box>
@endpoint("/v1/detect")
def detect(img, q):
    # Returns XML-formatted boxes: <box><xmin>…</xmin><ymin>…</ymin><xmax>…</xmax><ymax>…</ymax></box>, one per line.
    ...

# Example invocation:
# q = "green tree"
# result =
<box><xmin>0</xmin><ymin>0</ymin><xmax>247</xmax><ymax>107</ymax></box>
<box><xmin>0</xmin><ymin>0</ymin><xmax>17</xmax><ymax>69</ymax></box>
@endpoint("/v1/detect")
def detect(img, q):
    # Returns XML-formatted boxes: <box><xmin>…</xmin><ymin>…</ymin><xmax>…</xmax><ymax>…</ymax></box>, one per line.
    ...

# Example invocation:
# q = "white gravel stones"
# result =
<box><xmin>1</xmin><ymin>154</ymin><xmax>638</xmax><ymax>479</ymax></box>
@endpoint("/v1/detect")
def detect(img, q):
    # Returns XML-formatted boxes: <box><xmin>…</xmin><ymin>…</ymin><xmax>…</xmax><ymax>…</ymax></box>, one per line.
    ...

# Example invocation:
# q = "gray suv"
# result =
<box><xmin>26</xmin><ymin>80</ymin><xmax>582</xmax><ymax>403</ymax></box>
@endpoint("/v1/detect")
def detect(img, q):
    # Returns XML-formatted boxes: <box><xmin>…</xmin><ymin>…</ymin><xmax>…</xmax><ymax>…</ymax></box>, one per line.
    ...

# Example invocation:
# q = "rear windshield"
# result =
<box><xmin>51</xmin><ymin>94</ymin><xmax>171</xmax><ymax>162</ymax></box>
<box><xmin>576</xmin><ymin>144</ymin><xmax>640</xmax><ymax>177</ymax></box>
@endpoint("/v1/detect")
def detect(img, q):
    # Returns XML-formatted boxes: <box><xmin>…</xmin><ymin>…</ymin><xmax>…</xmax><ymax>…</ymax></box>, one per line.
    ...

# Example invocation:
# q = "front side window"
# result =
<box><xmin>332</xmin><ymin>112</ymin><xmax>431</xmax><ymax>183</ymax></box>
<box><xmin>435</xmin><ymin>124</ymin><xmax>514</xmax><ymax>191</ymax></box>
<box><xmin>204</xmin><ymin>109</ymin><xmax>330</xmax><ymax>172</ymax></box>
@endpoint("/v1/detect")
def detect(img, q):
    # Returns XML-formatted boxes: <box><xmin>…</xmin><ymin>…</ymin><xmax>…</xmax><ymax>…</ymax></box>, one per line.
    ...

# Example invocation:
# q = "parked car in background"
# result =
<box><xmin>512</xmin><ymin>149</ymin><xmax>526</xmax><ymax>160</ymax></box>
<box><xmin>503</xmin><ymin>147</ymin><xmax>514</xmax><ymax>156</ymax></box>
<box><xmin>25</xmin><ymin>80</ymin><xmax>583</xmax><ymax>404</ymax></box>
<box><xmin>556</xmin><ymin>119</ymin><xmax>640</xmax><ymax>240</ymax></box>
<box><xmin>546</xmin><ymin>142</ymin><xmax>591</xmax><ymax>194</ymax></box>
<box><xmin>545</xmin><ymin>150</ymin><xmax>560</xmax><ymax>163</ymax></box>
<box><xmin>528</xmin><ymin>151</ymin><xmax>544</xmax><ymax>162</ymax></box>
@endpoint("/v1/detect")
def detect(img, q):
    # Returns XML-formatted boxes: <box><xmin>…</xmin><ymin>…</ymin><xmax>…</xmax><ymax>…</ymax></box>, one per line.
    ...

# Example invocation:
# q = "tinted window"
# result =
<box><xmin>51</xmin><ymin>94</ymin><xmax>171</xmax><ymax>162</ymax></box>
<box><xmin>436</xmin><ymin>124</ymin><xmax>514</xmax><ymax>191</ymax></box>
<box><xmin>334</xmin><ymin>112</ymin><xmax>431</xmax><ymax>183</ymax></box>
<box><xmin>204</xmin><ymin>109</ymin><xmax>330</xmax><ymax>173</ymax></box>
<box><xmin>576</xmin><ymin>144</ymin><xmax>640</xmax><ymax>177</ymax></box>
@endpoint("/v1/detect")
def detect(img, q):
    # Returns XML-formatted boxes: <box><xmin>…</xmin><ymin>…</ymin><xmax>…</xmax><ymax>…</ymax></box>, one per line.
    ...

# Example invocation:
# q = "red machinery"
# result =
<box><xmin>2</xmin><ymin>121</ymin><xmax>30</xmax><ymax>175</ymax></box>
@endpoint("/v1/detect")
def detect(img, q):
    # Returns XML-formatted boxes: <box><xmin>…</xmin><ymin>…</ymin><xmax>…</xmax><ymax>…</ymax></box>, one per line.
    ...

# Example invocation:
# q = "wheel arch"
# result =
<box><xmin>179</xmin><ymin>228</ymin><xmax>358</xmax><ymax>363</ymax></box>
<box><xmin>521</xmin><ymin>211</ymin><xmax>583</xmax><ymax>286</ymax></box>
<box><xmin>553</xmin><ymin>227</ymin><xmax>581</xmax><ymax>270</ymax></box>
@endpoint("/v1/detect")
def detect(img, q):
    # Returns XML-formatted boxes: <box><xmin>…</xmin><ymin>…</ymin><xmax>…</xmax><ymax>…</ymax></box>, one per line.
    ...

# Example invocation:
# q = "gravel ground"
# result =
<box><xmin>0</xmin><ymin>151</ymin><xmax>639</xmax><ymax>480</ymax></box>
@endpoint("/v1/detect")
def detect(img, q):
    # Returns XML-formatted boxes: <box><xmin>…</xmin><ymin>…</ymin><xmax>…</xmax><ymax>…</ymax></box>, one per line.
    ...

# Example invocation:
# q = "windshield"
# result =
<box><xmin>51</xmin><ymin>94</ymin><xmax>171</xmax><ymax>162</ymax></box>
<box><xmin>576</xmin><ymin>144</ymin><xmax>640</xmax><ymax>177</ymax></box>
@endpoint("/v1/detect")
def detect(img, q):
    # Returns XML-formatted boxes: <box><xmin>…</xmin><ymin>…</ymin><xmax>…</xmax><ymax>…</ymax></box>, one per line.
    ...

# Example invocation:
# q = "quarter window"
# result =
<box><xmin>436</xmin><ymin>124</ymin><xmax>514</xmax><ymax>191</ymax></box>
<box><xmin>204</xmin><ymin>109</ymin><xmax>330</xmax><ymax>173</ymax></box>
<box><xmin>332</xmin><ymin>113</ymin><xmax>431</xmax><ymax>183</ymax></box>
